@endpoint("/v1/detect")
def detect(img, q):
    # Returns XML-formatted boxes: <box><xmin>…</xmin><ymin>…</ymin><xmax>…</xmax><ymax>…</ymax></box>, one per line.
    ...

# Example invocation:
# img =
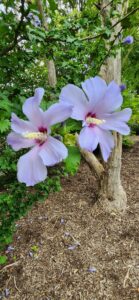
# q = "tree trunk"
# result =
<box><xmin>99</xmin><ymin>1</ymin><xmax>127</xmax><ymax>212</ymax></box>
<box><xmin>47</xmin><ymin>60</ymin><xmax>57</xmax><ymax>88</ymax></box>
<box><xmin>99</xmin><ymin>133</ymin><xmax>127</xmax><ymax>212</ymax></box>
<box><xmin>37</xmin><ymin>0</ymin><xmax>57</xmax><ymax>87</ymax></box>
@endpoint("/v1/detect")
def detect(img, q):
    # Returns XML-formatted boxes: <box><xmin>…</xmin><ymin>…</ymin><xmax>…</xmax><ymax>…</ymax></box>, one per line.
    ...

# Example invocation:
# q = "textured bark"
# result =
<box><xmin>80</xmin><ymin>148</ymin><xmax>104</xmax><ymax>179</ymax></box>
<box><xmin>98</xmin><ymin>0</ymin><xmax>127</xmax><ymax>212</ymax></box>
<box><xmin>76</xmin><ymin>134</ymin><xmax>104</xmax><ymax>179</ymax></box>
<box><xmin>47</xmin><ymin>60</ymin><xmax>57</xmax><ymax>88</ymax></box>
<box><xmin>99</xmin><ymin>133</ymin><xmax>127</xmax><ymax>212</ymax></box>
<box><xmin>37</xmin><ymin>0</ymin><xmax>57</xmax><ymax>87</ymax></box>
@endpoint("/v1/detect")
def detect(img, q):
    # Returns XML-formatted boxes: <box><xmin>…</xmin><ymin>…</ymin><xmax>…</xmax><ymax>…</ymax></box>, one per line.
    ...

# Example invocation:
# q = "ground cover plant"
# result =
<box><xmin>0</xmin><ymin>0</ymin><xmax>139</xmax><ymax>298</ymax></box>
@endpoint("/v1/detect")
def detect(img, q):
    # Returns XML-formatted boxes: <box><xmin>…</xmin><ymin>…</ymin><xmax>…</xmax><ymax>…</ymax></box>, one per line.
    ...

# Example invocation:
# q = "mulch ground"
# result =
<box><xmin>0</xmin><ymin>141</ymin><xmax>139</xmax><ymax>300</ymax></box>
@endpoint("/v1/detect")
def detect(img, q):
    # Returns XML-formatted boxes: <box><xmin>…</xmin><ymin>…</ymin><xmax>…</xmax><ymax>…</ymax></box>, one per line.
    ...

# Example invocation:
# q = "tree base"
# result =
<box><xmin>98</xmin><ymin>180</ymin><xmax>127</xmax><ymax>213</ymax></box>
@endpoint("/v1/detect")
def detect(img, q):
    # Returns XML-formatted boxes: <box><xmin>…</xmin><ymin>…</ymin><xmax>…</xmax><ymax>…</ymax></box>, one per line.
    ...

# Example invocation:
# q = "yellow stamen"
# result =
<box><xmin>86</xmin><ymin>117</ymin><xmax>105</xmax><ymax>125</ymax></box>
<box><xmin>23</xmin><ymin>132</ymin><xmax>47</xmax><ymax>141</ymax></box>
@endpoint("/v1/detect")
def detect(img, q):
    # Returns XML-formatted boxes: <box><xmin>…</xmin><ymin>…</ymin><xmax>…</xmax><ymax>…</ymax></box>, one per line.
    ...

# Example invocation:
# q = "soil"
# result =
<box><xmin>0</xmin><ymin>141</ymin><xmax>139</xmax><ymax>300</ymax></box>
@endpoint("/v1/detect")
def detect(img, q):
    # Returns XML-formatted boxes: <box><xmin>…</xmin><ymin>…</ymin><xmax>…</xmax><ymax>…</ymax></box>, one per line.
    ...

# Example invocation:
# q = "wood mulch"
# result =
<box><xmin>0</xmin><ymin>141</ymin><xmax>139</xmax><ymax>300</ymax></box>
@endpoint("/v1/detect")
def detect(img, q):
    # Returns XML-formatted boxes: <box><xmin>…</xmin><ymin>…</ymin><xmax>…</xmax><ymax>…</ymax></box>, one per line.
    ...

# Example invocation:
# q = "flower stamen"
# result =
<box><xmin>23</xmin><ymin>132</ymin><xmax>47</xmax><ymax>142</ymax></box>
<box><xmin>86</xmin><ymin>117</ymin><xmax>105</xmax><ymax>125</ymax></box>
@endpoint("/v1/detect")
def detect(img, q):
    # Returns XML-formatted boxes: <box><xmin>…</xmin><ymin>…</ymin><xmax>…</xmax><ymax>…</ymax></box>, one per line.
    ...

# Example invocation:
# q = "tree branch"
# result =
<box><xmin>97</xmin><ymin>27</ymin><xmax>122</xmax><ymax>71</ymax></box>
<box><xmin>37</xmin><ymin>0</ymin><xmax>48</xmax><ymax>30</ymax></box>
<box><xmin>0</xmin><ymin>0</ymin><xmax>27</xmax><ymax>56</ymax></box>
<box><xmin>81</xmin><ymin>6</ymin><xmax>139</xmax><ymax>41</ymax></box>
<box><xmin>76</xmin><ymin>134</ymin><xmax>104</xmax><ymax>179</ymax></box>
<box><xmin>111</xmin><ymin>6</ymin><xmax>139</xmax><ymax>28</ymax></box>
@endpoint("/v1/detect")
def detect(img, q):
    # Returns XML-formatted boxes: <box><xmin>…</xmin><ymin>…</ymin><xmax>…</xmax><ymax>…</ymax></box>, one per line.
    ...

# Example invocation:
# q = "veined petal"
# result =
<box><xmin>7</xmin><ymin>132</ymin><xmax>35</xmax><ymax>151</ymax></box>
<box><xmin>94</xmin><ymin>81</ymin><xmax>123</xmax><ymax>114</ymax></box>
<box><xmin>82</xmin><ymin>76</ymin><xmax>107</xmax><ymax>107</ymax></box>
<box><xmin>99</xmin><ymin>108</ymin><xmax>132</xmax><ymax>135</ymax></box>
<box><xmin>11</xmin><ymin>113</ymin><xmax>36</xmax><ymax>134</ymax></box>
<box><xmin>17</xmin><ymin>146</ymin><xmax>47</xmax><ymax>186</ymax></box>
<box><xmin>78</xmin><ymin>127</ymin><xmax>99</xmax><ymax>152</ymax></box>
<box><xmin>44</xmin><ymin>103</ymin><xmax>73</xmax><ymax>127</ymax></box>
<box><xmin>95</xmin><ymin>127</ymin><xmax>115</xmax><ymax>162</ymax></box>
<box><xmin>22</xmin><ymin>88</ymin><xmax>45</xmax><ymax>126</ymax></box>
<box><xmin>60</xmin><ymin>84</ymin><xmax>90</xmax><ymax>120</ymax></box>
<box><xmin>39</xmin><ymin>136</ymin><xmax>68</xmax><ymax>166</ymax></box>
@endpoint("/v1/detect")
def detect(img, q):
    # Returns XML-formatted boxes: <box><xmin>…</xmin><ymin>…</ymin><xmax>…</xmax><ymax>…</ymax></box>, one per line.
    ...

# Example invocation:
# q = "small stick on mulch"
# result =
<box><xmin>0</xmin><ymin>261</ymin><xmax>20</xmax><ymax>273</ymax></box>
<box><xmin>123</xmin><ymin>266</ymin><xmax>132</xmax><ymax>288</ymax></box>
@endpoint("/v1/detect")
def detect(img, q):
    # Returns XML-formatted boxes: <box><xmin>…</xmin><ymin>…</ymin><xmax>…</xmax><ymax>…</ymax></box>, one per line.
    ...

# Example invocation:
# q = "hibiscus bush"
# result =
<box><xmin>0</xmin><ymin>0</ymin><xmax>138</xmax><ymax>253</ymax></box>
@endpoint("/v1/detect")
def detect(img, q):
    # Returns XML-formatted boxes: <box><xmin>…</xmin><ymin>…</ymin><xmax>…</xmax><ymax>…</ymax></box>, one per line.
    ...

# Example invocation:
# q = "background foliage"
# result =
<box><xmin>0</xmin><ymin>0</ymin><xmax>139</xmax><ymax>256</ymax></box>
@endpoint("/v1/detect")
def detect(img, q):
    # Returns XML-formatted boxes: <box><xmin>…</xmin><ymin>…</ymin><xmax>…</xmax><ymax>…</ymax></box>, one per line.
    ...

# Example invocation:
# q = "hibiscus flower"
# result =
<box><xmin>60</xmin><ymin>76</ymin><xmax>132</xmax><ymax>161</ymax></box>
<box><xmin>7</xmin><ymin>88</ymin><xmax>72</xmax><ymax>186</ymax></box>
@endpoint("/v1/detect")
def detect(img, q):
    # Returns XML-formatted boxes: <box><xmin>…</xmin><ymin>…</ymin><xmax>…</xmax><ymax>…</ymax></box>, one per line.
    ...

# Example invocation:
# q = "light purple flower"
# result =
<box><xmin>60</xmin><ymin>218</ymin><xmax>65</xmax><ymax>224</ymax></box>
<box><xmin>119</xmin><ymin>84</ymin><xmax>126</xmax><ymax>92</ymax></box>
<box><xmin>68</xmin><ymin>242</ymin><xmax>80</xmax><ymax>250</ymax></box>
<box><xmin>87</xmin><ymin>266</ymin><xmax>97</xmax><ymax>273</ymax></box>
<box><xmin>60</xmin><ymin>76</ymin><xmax>132</xmax><ymax>161</ymax></box>
<box><xmin>28</xmin><ymin>13</ymin><xmax>41</xmax><ymax>27</ymax></box>
<box><xmin>6</xmin><ymin>246</ymin><xmax>14</xmax><ymax>253</ymax></box>
<box><xmin>123</xmin><ymin>36</ymin><xmax>134</xmax><ymax>44</ymax></box>
<box><xmin>7</xmin><ymin>88</ymin><xmax>72</xmax><ymax>186</ymax></box>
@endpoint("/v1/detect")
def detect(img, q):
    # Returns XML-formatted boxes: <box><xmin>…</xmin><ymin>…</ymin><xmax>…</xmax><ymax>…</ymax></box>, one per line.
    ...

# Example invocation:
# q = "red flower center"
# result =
<box><xmin>85</xmin><ymin>112</ymin><xmax>96</xmax><ymax>127</ymax></box>
<box><xmin>36</xmin><ymin>127</ymin><xmax>47</xmax><ymax>146</ymax></box>
<box><xmin>38</xmin><ymin>126</ymin><xmax>47</xmax><ymax>133</ymax></box>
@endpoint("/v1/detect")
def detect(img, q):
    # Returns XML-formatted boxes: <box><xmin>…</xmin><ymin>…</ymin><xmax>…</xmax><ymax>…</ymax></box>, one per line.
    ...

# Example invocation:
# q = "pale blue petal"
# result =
<box><xmin>82</xmin><ymin>76</ymin><xmax>107</xmax><ymax>107</ymax></box>
<box><xmin>60</xmin><ymin>84</ymin><xmax>90</xmax><ymax>120</ymax></box>
<box><xmin>78</xmin><ymin>127</ymin><xmax>99</xmax><ymax>152</ymax></box>
<box><xmin>44</xmin><ymin>103</ymin><xmax>73</xmax><ymax>127</ymax></box>
<box><xmin>17</xmin><ymin>146</ymin><xmax>47</xmax><ymax>186</ymax></box>
<box><xmin>7</xmin><ymin>132</ymin><xmax>35</xmax><ymax>151</ymax></box>
<box><xmin>22</xmin><ymin>88</ymin><xmax>45</xmax><ymax>127</ymax></box>
<box><xmin>98</xmin><ymin>108</ymin><xmax>132</xmax><ymax>135</ymax></box>
<box><xmin>11</xmin><ymin>113</ymin><xmax>36</xmax><ymax>134</ymax></box>
<box><xmin>94</xmin><ymin>81</ymin><xmax>123</xmax><ymax>114</ymax></box>
<box><xmin>95</xmin><ymin>127</ymin><xmax>115</xmax><ymax>161</ymax></box>
<box><xmin>39</xmin><ymin>136</ymin><xmax>68</xmax><ymax>166</ymax></box>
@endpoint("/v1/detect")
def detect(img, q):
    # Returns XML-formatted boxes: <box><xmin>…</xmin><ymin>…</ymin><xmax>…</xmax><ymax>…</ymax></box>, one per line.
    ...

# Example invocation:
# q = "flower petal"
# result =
<box><xmin>44</xmin><ymin>103</ymin><xmax>73</xmax><ymax>127</ymax></box>
<box><xmin>39</xmin><ymin>136</ymin><xmax>68</xmax><ymax>166</ymax></box>
<box><xmin>95</xmin><ymin>127</ymin><xmax>115</xmax><ymax>161</ymax></box>
<box><xmin>11</xmin><ymin>113</ymin><xmax>36</xmax><ymax>134</ymax></box>
<box><xmin>17</xmin><ymin>146</ymin><xmax>47</xmax><ymax>186</ymax></box>
<box><xmin>99</xmin><ymin>108</ymin><xmax>132</xmax><ymax>135</ymax></box>
<box><xmin>60</xmin><ymin>84</ymin><xmax>90</xmax><ymax>120</ymax></box>
<box><xmin>22</xmin><ymin>88</ymin><xmax>45</xmax><ymax>126</ymax></box>
<box><xmin>7</xmin><ymin>132</ymin><xmax>35</xmax><ymax>151</ymax></box>
<box><xmin>95</xmin><ymin>81</ymin><xmax>123</xmax><ymax>114</ymax></box>
<box><xmin>82</xmin><ymin>76</ymin><xmax>107</xmax><ymax>107</ymax></box>
<box><xmin>78</xmin><ymin>127</ymin><xmax>99</xmax><ymax>152</ymax></box>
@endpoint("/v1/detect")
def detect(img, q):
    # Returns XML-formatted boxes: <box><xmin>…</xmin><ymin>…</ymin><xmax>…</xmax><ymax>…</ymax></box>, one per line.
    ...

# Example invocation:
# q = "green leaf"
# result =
<box><xmin>48</xmin><ymin>0</ymin><xmax>58</xmax><ymax>11</ymax></box>
<box><xmin>0</xmin><ymin>119</ymin><xmax>10</xmax><ymax>133</ymax></box>
<box><xmin>0</xmin><ymin>255</ymin><xmax>7</xmax><ymax>265</ymax></box>
<box><xmin>63</xmin><ymin>133</ymin><xmax>76</xmax><ymax>146</ymax></box>
<box><xmin>64</xmin><ymin>146</ymin><xmax>81</xmax><ymax>175</ymax></box>
<box><xmin>66</xmin><ymin>37</ymin><xmax>76</xmax><ymax>43</ymax></box>
<box><xmin>65</xmin><ymin>119</ymin><xmax>82</xmax><ymax>132</ymax></box>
